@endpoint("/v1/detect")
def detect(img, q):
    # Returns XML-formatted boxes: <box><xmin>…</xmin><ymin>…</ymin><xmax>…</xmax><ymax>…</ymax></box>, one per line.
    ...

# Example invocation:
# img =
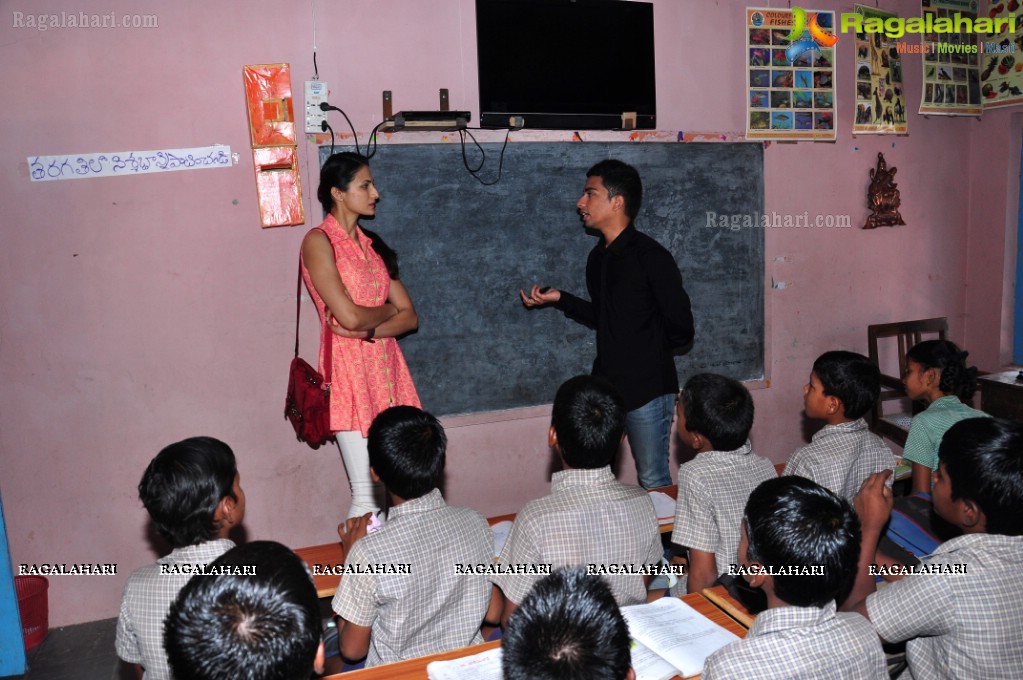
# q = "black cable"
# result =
<box><xmin>322</xmin><ymin>120</ymin><xmax>335</xmax><ymax>155</ymax></box>
<box><xmin>319</xmin><ymin>103</ymin><xmax>360</xmax><ymax>156</ymax></box>
<box><xmin>364</xmin><ymin>120</ymin><xmax>387</xmax><ymax>160</ymax></box>
<box><xmin>458</xmin><ymin>127</ymin><xmax>512</xmax><ymax>186</ymax></box>
<box><xmin>313</xmin><ymin>51</ymin><xmax>319</xmax><ymax>79</ymax></box>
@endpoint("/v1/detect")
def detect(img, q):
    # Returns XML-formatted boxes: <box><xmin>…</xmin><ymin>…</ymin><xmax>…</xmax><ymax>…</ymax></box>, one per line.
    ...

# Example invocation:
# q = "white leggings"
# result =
<box><xmin>335</xmin><ymin>431</ymin><xmax>382</xmax><ymax>519</ymax></box>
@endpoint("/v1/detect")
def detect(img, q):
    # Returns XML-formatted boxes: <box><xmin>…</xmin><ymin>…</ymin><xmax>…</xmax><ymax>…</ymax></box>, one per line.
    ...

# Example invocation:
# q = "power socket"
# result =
<box><xmin>304</xmin><ymin>80</ymin><xmax>329</xmax><ymax>134</ymax></box>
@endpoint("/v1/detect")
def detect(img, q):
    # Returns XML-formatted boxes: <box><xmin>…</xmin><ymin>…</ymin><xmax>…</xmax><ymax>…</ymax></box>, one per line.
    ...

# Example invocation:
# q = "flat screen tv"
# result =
<box><xmin>475</xmin><ymin>0</ymin><xmax>656</xmax><ymax>130</ymax></box>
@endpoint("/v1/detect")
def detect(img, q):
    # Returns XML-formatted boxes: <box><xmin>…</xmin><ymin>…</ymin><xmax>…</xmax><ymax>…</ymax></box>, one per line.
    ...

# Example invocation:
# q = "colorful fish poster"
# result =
<box><xmin>980</xmin><ymin>0</ymin><xmax>1023</xmax><ymax>109</ymax></box>
<box><xmin>853</xmin><ymin>5</ymin><xmax>909</xmax><ymax>133</ymax></box>
<box><xmin>919</xmin><ymin>1</ymin><xmax>983</xmax><ymax>115</ymax></box>
<box><xmin>746</xmin><ymin>7</ymin><xmax>837</xmax><ymax>140</ymax></box>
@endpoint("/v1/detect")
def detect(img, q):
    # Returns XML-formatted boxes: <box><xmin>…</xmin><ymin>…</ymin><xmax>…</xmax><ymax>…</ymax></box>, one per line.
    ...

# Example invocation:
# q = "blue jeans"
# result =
<box><xmin>625</xmin><ymin>392</ymin><xmax>675</xmax><ymax>489</ymax></box>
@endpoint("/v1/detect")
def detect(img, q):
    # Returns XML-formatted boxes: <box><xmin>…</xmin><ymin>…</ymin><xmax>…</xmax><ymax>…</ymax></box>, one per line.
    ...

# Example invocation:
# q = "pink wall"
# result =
<box><xmin>0</xmin><ymin>0</ymin><xmax>1014</xmax><ymax>626</ymax></box>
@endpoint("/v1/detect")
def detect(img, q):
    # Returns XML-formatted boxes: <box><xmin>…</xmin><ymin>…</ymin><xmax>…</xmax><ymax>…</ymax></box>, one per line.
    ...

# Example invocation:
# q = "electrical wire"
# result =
<box><xmin>311</xmin><ymin>0</ymin><xmax>319</xmax><ymax>78</ymax></box>
<box><xmin>364</xmin><ymin>120</ymin><xmax>387</xmax><ymax>160</ymax></box>
<box><xmin>458</xmin><ymin>127</ymin><xmax>512</xmax><ymax>186</ymax></box>
<box><xmin>322</xmin><ymin>120</ymin><xmax>335</xmax><ymax>154</ymax></box>
<box><xmin>320</xmin><ymin>103</ymin><xmax>361</xmax><ymax>156</ymax></box>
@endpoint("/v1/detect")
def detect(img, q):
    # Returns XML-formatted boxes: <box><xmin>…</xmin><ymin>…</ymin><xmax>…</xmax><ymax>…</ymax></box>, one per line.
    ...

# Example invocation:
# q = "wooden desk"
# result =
<box><xmin>324</xmin><ymin>592</ymin><xmax>748</xmax><ymax>680</ymax></box>
<box><xmin>978</xmin><ymin>370</ymin><xmax>1023</xmax><ymax>422</ymax></box>
<box><xmin>701</xmin><ymin>585</ymin><xmax>756</xmax><ymax>629</ymax></box>
<box><xmin>294</xmin><ymin>542</ymin><xmax>347</xmax><ymax>598</ymax></box>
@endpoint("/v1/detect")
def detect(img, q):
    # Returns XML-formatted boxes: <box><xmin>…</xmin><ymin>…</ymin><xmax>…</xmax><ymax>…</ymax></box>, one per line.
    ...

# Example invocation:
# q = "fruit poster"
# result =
<box><xmin>981</xmin><ymin>0</ymin><xmax>1023</xmax><ymax>108</ymax></box>
<box><xmin>853</xmin><ymin>5</ymin><xmax>909</xmax><ymax>133</ymax></box>
<box><xmin>919</xmin><ymin>0</ymin><xmax>983</xmax><ymax>115</ymax></box>
<box><xmin>746</xmin><ymin>7</ymin><xmax>837</xmax><ymax>141</ymax></box>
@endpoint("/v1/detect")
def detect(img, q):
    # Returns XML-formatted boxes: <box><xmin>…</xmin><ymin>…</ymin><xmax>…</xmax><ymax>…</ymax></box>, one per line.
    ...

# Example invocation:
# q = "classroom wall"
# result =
<box><xmin>0</xmin><ymin>0</ymin><xmax>1012</xmax><ymax>626</ymax></box>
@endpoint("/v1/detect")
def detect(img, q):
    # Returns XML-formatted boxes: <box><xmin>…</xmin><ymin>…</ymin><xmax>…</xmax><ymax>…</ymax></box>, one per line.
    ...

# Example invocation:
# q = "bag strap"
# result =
<box><xmin>296</xmin><ymin>228</ymin><xmax>334</xmax><ymax>385</ymax></box>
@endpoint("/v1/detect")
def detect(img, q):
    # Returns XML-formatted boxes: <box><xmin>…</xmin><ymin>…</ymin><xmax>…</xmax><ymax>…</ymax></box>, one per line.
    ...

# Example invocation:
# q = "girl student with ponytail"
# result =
<box><xmin>901</xmin><ymin>339</ymin><xmax>990</xmax><ymax>494</ymax></box>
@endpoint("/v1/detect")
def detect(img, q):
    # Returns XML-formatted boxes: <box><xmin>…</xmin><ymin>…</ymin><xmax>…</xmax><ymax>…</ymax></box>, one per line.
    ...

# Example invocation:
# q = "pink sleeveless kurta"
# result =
<box><xmin>300</xmin><ymin>214</ymin><xmax>420</xmax><ymax>437</ymax></box>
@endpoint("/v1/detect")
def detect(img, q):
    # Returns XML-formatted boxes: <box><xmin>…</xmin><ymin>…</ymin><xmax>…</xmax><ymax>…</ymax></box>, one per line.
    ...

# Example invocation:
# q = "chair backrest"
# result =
<box><xmin>867</xmin><ymin>317</ymin><xmax>949</xmax><ymax>439</ymax></box>
<box><xmin>867</xmin><ymin>317</ymin><xmax>949</xmax><ymax>387</ymax></box>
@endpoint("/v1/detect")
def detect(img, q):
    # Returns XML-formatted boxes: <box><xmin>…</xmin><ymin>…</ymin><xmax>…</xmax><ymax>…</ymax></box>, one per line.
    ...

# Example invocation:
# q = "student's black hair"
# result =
<box><xmin>906</xmin><ymin>339</ymin><xmax>979</xmax><ymax>401</ymax></box>
<box><xmin>812</xmin><ymin>350</ymin><xmax>881</xmax><ymax>420</ymax></box>
<box><xmin>316</xmin><ymin>152</ymin><xmax>399</xmax><ymax>278</ymax></box>
<box><xmin>939</xmin><ymin>417</ymin><xmax>1023</xmax><ymax>536</ymax></box>
<box><xmin>503</xmin><ymin>567</ymin><xmax>631</xmax><ymax>680</ymax></box>
<box><xmin>587</xmin><ymin>159</ymin><xmax>643</xmax><ymax>221</ymax></box>
<box><xmin>680</xmin><ymin>373</ymin><xmax>755</xmax><ymax>452</ymax></box>
<box><xmin>138</xmin><ymin>437</ymin><xmax>238</xmax><ymax>548</ymax></box>
<box><xmin>164</xmin><ymin>541</ymin><xmax>321</xmax><ymax>680</ymax></box>
<box><xmin>743</xmin><ymin>476</ymin><xmax>861</xmax><ymax>607</ymax></box>
<box><xmin>367</xmin><ymin>405</ymin><xmax>446</xmax><ymax>500</ymax></box>
<box><xmin>550</xmin><ymin>375</ymin><xmax>626</xmax><ymax>469</ymax></box>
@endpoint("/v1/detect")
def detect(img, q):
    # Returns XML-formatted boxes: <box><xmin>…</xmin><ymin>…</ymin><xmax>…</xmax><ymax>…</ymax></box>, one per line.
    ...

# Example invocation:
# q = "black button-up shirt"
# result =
<box><xmin>555</xmin><ymin>225</ymin><xmax>694</xmax><ymax>410</ymax></box>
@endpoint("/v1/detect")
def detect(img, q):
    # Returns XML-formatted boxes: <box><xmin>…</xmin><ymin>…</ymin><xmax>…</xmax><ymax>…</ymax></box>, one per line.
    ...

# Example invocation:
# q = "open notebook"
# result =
<box><xmin>623</xmin><ymin>597</ymin><xmax>740</xmax><ymax>679</ymax></box>
<box><xmin>426</xmin><ymin>597</ymin><xmax>739</xmax><ymax>680</ymax></box>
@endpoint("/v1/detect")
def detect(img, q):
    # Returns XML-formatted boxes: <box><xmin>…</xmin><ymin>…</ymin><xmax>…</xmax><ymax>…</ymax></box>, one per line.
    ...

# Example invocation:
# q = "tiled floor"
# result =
<box><xmin>3</xmin><ymin>618</ymin><xmax>134</xmax><ymax>680</ymax></box>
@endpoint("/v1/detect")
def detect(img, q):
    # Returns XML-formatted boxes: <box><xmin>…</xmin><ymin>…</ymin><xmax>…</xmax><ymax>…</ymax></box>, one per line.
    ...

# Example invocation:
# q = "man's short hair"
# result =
<box><xmin>164</xmin><ymin>541</ymin><xmax>321</xmax><ymax>680</ymax></box>
<box><xmin>680</xmin><ymin>373</ymin><xmax>755</xmax><ymax>451</ymax></box>
<box><xmin>587</xmin><ymin>159</ymin><xmax>643</xmax><ymax>220</ymax></box>
<box><xmin>811</xmin><ymin>351</ymin><xmax>881</xmax><ymax>420</ymax></box>
<box><xmin>138</xmin><ymin>436</ymin><xmax>238</xmax><ymax>548</ymax></box>
<box><xmin>551</xmin><ymin>375</ymin><xmax>626</xmax><ymax>469</ymax></box>
<box><xmin>940</xmin><ymin>417</ymin><xmax>1023</xmax><ymax>536</ymax></box>
<box><xmin>503</xmin><ymin>567</ymin><xmax>631</xmax><ymax>680</ymax></box>
<box><xmin>368</xmin><ymin>405</ymin><xmax>446</xmax><ymax>500</ymax></box>
<box><xmin>743</xmin><ymin>476</ymin><xmax>860</xmax><ymax>607</ymax></box>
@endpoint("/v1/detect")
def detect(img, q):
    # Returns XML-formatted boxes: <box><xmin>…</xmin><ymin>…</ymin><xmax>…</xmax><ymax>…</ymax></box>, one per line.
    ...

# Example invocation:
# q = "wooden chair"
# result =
<box><xmin>866</xmin><ymin>317</ymin><xmax>948</xmax><ymax>449</ymax></box>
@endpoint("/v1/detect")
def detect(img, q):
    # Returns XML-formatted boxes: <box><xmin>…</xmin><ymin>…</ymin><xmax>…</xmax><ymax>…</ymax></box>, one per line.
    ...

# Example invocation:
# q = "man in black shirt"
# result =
<box><xmin>520</xmin><ymin>160</ymin><xmax>694</xmax><ymax>489</ymax></box>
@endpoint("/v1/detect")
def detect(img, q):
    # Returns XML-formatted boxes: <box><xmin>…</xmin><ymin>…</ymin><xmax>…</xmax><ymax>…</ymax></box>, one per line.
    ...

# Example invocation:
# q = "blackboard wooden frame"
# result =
<box><xmin>318</xmin><ymin>142</ymin><xmax>765</xmax><ymax>417</ymax></box>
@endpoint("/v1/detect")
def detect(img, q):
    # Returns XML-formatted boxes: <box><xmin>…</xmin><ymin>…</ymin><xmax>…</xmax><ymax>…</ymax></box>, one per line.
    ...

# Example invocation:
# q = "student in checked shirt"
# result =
<box><xmin>671</xmin><ymin>374</ymin><xmax>777</xmax><ymax>593</ymax></box>
<box><xmin>115</xmin><ymin>437</ymin><xmax>245</xmax><ymax>680</ymax></box>
<box><xmin>491</xmin><ymin>375</ymin><xmax>663</xmax><ymax>625</ymax></box>
<box><xmin>702</xmin><ymin>476</ymin><xmax>887</xmax><ymax>679</ymax></box>
<box><xmin>331</xmin><ymin>406</ymin><xmax>498</xmax><ymax>667</ymax></box>
<box><xmin>843</xmin><ymin>418</ymin><xmax>1023</xmax><ymax>680</ymax></box>
<box><xmin>784</xmin><ymin>350</ymin><xmax>896</xmax><ymax>502</ymax></box>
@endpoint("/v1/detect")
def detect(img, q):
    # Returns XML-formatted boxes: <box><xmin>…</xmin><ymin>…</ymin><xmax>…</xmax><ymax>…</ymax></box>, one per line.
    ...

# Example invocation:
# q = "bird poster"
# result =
<box><xmin>853</xmin><ymin>5</ymin><xmax>909</xmax><ymax>133</ymax></box>
<box><xmin>918</xmin><ymin>1</ymin><xmax>983</xmax><ymax>115</ymax></box>
<box><xmin>746</xmin><ymin>7</ymin><xmax>837</xmax><ymax>141</ymax></box>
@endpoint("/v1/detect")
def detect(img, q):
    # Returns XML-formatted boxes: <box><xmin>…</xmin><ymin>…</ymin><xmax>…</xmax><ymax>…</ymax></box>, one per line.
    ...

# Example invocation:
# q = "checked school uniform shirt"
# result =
<box><xmin>115</xmin><ymin>538</ymin><xmax>235</xmax><ymax>680</ymax></box>
<box><xmin>702</xmin><ymin>601</ymin><xmax>887</xmax><ymax>679</ymax></box>
<box><xmin>867</xmin><ymin>533</ymin><xmax>1023</xmax><ymax>679</ymax></box>
<box><xmin>672</xmin><ymin>441</ymin><xmax>777</xmax><ymax>580</ymax></box>
<box><xmin>784</xmin><ymin>418</ymin><xmax>897</xmax><ymax>502</ymax></box>
<box><xmin>491</xmin><ymin>466</ymin><xmax>662</xmax><ymax>607</ymax></box>
<box><xmin>331</xmin><ymin>489</ymin><xmax>493</xmax><ymax>667</ymax></box>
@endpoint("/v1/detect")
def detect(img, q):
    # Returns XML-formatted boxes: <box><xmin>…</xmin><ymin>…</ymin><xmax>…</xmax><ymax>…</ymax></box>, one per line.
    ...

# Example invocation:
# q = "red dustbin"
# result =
<box><xmin>15</xmin><ymin>575</ymin><xmax>48</xmax><ymax>652</ymax></box>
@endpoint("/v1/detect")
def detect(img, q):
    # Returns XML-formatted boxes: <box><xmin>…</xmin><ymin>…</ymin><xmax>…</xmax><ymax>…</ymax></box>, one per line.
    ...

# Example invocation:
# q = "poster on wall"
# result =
<box><xmin>919</xmin><ymin>0</ymin><xmax>983</xmax><ymax>115</ymax></box>
<box><xmin>746</xmin><ymin>7</ymin><xmax>837</xmax><ymax>141</ymax></box>
<box><xmin>981</xmin><ymin>0</ymin><xmax>1023</xmax><ymax>109</ymax></box>
<box><xmin>853</xmin><ymin>5</ymin><xmax>909</xmax><ymax>133</ymax></box>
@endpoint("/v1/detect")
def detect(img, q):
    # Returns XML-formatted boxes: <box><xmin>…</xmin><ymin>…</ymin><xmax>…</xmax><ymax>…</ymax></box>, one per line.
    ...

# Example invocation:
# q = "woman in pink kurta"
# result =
<box><xmin>301</xmin><ymin>152</ymin><xmax>420</xmax><ymax>519</ymax></box>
